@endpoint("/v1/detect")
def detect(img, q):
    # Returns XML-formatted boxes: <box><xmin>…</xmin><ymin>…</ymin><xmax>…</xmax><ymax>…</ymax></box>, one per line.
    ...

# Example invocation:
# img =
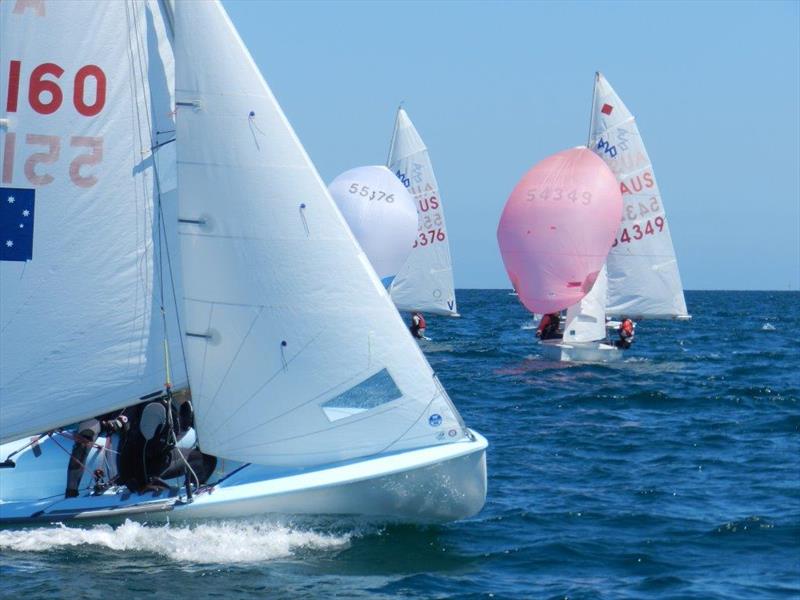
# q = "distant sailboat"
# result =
<box><xmin>546</xmin><ymin>73</ymin><xmax>690</xmax><ymax>362</ymax></box>
<box><xmin>589</xmin><ymin>72</ymin><xmax>689</xmax><ymax>320</ymax></box>
<box><xmin>0</xmin><ymin>0</ymin><xmax>487</xmax><ymax>524</ymax></box>
<box><xmin>386</xmin><ymin>108</ymin><xmax>459</xmax><ymax>317</ymax></box>
<box><xmin>497</xmin><ymin>147</ymin><xmax>623</xmax><ymax>352</ymax></box>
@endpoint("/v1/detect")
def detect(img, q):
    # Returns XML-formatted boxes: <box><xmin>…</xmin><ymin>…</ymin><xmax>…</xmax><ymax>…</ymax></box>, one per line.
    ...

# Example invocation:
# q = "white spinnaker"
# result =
<box><xmin>0</xmin><ymin>0</ymin><xmax>184</xmax><ymax>443</ymax></box>
<box><xmin>387</xmin><ymin>109</ymin><xmax>458</xmax><ymax>316</ymax></box>
<box><xmin>563</xmin><ymin>267</ymin><xmax>609</xmax><ymax>343</ymax></box>
<box><xmin>174</xmin><ymin>0</ymin><xmax>464</xmax><ymax>467</ymax></box>
<box><xmin>327</xmin><ymin>165</ymin><xmax>418</xmax><ymax>286</ymax></box>
<box><xmin>588</xmin><ymin>73</ymin><xmax>688</xmax><ymax>319</ymax></box>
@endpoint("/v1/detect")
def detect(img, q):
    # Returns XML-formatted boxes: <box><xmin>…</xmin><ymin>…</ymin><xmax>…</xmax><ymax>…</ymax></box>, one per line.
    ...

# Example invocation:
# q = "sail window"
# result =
<box><xmin>321</xmin><ymin>368</ymin><xmax>402</xmax><ymax>422</ymax></box>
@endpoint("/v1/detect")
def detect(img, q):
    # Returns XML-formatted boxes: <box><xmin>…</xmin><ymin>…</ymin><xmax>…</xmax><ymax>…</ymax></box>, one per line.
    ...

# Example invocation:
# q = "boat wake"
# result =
<box><xmin>0</xmin><ymin>518</ymin><xmax>353</xmax><ymax>564</ymax></box>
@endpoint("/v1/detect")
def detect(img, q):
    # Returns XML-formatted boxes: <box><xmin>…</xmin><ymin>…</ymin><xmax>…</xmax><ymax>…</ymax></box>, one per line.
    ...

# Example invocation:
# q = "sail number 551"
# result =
<box><xmin>6</xmin><ymin>60</ymin><xmax>107</xmax><ymax>116</ymax></box>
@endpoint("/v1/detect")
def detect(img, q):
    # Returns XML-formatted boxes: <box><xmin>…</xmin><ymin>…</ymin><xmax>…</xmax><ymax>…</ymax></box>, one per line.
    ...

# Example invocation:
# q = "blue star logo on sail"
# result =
<box><xmin>0</xmin><ymin>187</ymin><xmax>35</xmax><ymax>261</ymax></box>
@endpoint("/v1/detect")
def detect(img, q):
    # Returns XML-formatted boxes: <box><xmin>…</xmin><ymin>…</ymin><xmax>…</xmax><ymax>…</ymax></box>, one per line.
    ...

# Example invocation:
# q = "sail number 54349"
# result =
<box><xmin>612</xmin><ymin>216</ymin><xmax>665</xmax><ymax>247</ymax></box>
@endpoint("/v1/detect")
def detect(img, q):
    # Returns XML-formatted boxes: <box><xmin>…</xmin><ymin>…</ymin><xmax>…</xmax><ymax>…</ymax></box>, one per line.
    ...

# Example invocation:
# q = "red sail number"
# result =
<box><xmin>6</xmin><ymin>60</ymin><xmax>107</xmax><ymax>116</ymax></box>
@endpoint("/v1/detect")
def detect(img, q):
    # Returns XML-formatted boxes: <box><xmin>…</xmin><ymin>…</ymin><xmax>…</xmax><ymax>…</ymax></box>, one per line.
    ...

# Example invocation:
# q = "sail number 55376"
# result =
<box><xmin>412</xmin><ymin>228</ymin><xmax>446</xmax><ymax>248</ymax></box>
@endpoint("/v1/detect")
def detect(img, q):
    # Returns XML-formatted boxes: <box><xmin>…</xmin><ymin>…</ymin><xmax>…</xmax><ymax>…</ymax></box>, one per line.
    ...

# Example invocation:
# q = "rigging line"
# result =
<box><xmin>128</xmin><ymin>0</ymin><xmax>164</xmax><ymax>310</ymax></box>
<box><xmin>159</xmin><ymin>206</ymin><xmax>191</xmax><ymax>386</ymax></box>
<box><xmin>124</xmin><ymin>0</ymin><xmax>153</xmax><ymax>370</ymax></box>
<box><xmin>131</xmin><ymin>4</ymin><xmax>171</xmax><ymax>389</ymax></box>
<box><xmin>130</xmin><ymin>0</ymin><xmax>190</xmax><ymax>387</ymax></box>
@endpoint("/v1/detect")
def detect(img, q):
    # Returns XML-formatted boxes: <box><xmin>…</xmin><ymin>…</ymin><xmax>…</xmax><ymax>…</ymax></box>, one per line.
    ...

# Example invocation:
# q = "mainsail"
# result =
<box><xmin>0</xmin><ymin>0</ymin><xmax>183</xmax><ymax>443</ymax></box>
<box><xmin>387</xmin><ymin>109</ymin><xmax>458</xmax><ymax>316</ymax></box>
<box><xmin>588</xmin><ymin>73</ymin><xmax>689</xmax><ymax>319</ymax></box>
<box><xmin>174</xmin><ymin>1</ymin><xmax>465</xmax><ymax>467</ymax></box>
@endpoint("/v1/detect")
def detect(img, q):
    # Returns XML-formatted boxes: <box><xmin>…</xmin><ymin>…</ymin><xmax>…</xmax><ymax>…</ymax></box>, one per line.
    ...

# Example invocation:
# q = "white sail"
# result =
<box><xmin>563</xmin><ymin>267</ymin><xmax>609</xmax><ymax>343</ymax></box>
<box><xmin>174</xmin><ymin>1</ymin><xmax>465</xmax><ymax>468</ymax></box>
<box><xmin>588</xmin><ymin>73</ymin><xmax>688</xmax><ymax>319</ymax></box>
<box><xmin>0</xmin><ymin>0</ymin><xmax>184</xmax><ymax>443</ymax></box>
<box><xmin>327</xmin><ymin>165</ymin><xmax>418</xmax><ymax>287</ymax></box>
<box><xmin>387</xmin><ymin>109</ymin><xmax>458</xmax><ymax>316</ymax></box>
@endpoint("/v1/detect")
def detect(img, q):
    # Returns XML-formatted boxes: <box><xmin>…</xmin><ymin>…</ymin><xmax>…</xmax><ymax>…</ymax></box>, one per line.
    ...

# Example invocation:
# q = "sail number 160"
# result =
<box><xmin>6</xmin><ymin>60</ymin><xmax>107</xmax><ymax>116</ymax></box>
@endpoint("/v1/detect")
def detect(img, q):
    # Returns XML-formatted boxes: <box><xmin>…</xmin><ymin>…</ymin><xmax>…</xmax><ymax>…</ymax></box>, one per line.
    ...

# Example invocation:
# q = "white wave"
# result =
<box><xmin>0</xmin><ymin>519</ymin><xmax>352</xmax><ymax>563</ymax></box>
<box><xmin>761</xmin><ymin>323</ymin><xmax>776</xmax><ymax>331</ymax></box>
<box><xmin>520</xmin><ymin>320</ymin><xmax>537</xmax><ymax>330</ymax></box>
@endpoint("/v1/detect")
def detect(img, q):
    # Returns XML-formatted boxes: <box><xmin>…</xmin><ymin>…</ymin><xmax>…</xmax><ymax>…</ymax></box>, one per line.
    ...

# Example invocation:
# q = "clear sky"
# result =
<box><xmin>223</xmin><ymin>0</ymin><xmax>800</xmax><ymax>290</ymax></box>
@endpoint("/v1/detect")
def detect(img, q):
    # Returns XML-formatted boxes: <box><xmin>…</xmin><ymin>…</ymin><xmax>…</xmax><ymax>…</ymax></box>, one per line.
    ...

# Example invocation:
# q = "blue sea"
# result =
<box><xmin>1</xmin><ymin>290</ymin><xmax>798</xmax><ymax>599</ymax></box>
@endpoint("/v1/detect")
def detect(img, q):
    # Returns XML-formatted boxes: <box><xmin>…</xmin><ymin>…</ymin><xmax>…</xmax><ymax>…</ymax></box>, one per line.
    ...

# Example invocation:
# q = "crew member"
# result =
<box><xmin>536</xmin><ymin>312</ymin><xmax>562</xmax><ymax>340</ymax></box>
<box><xmin>615</xmin><ymin>317</ymin><xmax>635</xmax><ymax>349</ymax></box>
<box><xmin>65</xmin><ymin>414</ymin><xmax>128</xmax><ymax>498</ymax></box>
<box><xmin>410</xmin><ymin>312</ymin><xmax>427</xmax><ymax>339</ymax></box>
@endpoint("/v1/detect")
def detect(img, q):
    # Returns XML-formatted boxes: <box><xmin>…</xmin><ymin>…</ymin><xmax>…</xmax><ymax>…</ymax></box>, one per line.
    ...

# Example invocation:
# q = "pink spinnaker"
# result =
<box><xmin>497</xmin><ymin>147</ymin><xmax>622</xmax><ymax>315</ymax></box>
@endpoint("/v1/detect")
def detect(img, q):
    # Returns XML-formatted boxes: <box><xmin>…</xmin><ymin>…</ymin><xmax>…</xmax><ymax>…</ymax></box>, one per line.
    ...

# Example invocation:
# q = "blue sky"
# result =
<box><xmin>223</xmin><ymin>0</ymin><xmax>799</xmax><ymax>290</ymax></box>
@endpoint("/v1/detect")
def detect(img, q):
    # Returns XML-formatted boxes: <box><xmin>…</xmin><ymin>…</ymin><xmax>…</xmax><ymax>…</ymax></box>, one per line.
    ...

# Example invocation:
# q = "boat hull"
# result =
<box><xmin>540</xmin><ymin>340</ymin><xmax>622</xmax><ymax>363</ymax></box>
<box><xmin>0</xmin><ymin>430</ymin><xmax>487</xmax><ymax>525</ymax></box>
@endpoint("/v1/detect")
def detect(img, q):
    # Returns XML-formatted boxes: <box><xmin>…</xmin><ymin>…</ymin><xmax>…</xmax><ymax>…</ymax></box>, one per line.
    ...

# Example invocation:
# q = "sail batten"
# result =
<box><xmin>589</xmin><ymin>73</ymin><xmax>688</xmax><ymax>319</ymax></box>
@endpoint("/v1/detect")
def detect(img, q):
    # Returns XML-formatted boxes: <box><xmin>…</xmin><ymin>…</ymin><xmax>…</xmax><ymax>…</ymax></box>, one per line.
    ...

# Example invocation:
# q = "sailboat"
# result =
<box><xmin>0</xmin><ymin>0</ymin><xmax>487</xmax><ymax>525</ymax></box>
<box><xmin>497</xmin><ymin>147</ymin><xmax>623</xmax><ymax>350</ymax></box>
<box><xmin>540</xmin><ymin>73</ymin><xmax>690</xmax><ymax>362</ymax></box>
<box><xmin>386</xmin><ymin>108</ymin><xmax>459</xmax><ymax>317</ymax></box>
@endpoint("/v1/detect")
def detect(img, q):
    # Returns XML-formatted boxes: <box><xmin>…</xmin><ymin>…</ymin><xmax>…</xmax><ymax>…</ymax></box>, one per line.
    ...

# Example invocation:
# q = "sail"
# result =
<box><xmin>563</xmin><ymin>266</ymin><xmax>609</xmax><ymax>343</ymax></box>
<box><xmin>174</xmin><ymin>0</ymin><xmax>466</xmax><ymax>468</ymax></box>
<box><xmin>327</xmin><ymin>165</ymin><xmax>418</xmax><ymax>287</ymax></box>
<box><xmin>588</xmin><ymin>73</ymin><xmax>689</xmax><ymax>319</ymax></box>
<box><xmin>497</xmin><ymin>147</ymin><xmax>622</xmax><ymax>315</ymax></box>
<box><xmin>387</xmin><ymin>109</ymin><xmax>458</xmax><ymax>316</ymax></box>
<box><xmin>0</xmin><ymin>0</ymin><xmax>184</xmax><ymax>443</ymax></box>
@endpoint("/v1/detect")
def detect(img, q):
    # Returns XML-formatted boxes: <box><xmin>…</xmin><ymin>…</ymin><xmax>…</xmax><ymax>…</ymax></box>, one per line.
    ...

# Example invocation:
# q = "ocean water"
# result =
<box><xmin>1</xmin><ymin>290</ymin><xmax>798</xmax><ymax>599</ymax></box>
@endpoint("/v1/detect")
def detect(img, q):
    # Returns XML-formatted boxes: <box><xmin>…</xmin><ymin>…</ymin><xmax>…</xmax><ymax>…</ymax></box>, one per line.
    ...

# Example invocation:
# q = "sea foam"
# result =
<box><xmin>0</xmin><ymin>519</ymin><xmax>352</xmax><ymax>564</ymax></box>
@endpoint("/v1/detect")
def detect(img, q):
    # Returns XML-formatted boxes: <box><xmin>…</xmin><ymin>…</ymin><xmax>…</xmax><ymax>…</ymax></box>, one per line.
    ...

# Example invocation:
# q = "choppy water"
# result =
<box><xmin>1</xmin><ymin>290</ymin><xmax>798</xmax><ymax>599</ymax></box>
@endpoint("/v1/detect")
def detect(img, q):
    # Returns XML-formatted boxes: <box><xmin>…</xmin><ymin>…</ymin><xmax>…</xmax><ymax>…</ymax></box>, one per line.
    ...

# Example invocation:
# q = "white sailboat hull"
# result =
<box><xmin>540</xmin><ymin>340</ymin><xmax>622</xmax><ymax>363</ymax></box>
<box><xmin>0</xmin><ymin>431</ymin><xmax>487</xmax><ymax>525</ymax></box>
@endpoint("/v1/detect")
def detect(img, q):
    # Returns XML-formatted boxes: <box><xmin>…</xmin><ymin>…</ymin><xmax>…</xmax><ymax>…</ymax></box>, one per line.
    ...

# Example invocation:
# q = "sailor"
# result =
<box><xmin>409</xmin><ymin>312</ymin><xmax>427</xmax><ymax>339</ymax></box>
<box><xmin>536</xmin><ymin>312</ymin><xmax>562</xmax><ymax>340</ymax></box>
<box><xmin>65</xmin><ymin>414</ymin><xmax>128</xmax><ymax>498</ymax></box>
<box><xmin>615</xmin><ymin>317</ymin><xmax>635</xmax><ymax>349</ymax></box>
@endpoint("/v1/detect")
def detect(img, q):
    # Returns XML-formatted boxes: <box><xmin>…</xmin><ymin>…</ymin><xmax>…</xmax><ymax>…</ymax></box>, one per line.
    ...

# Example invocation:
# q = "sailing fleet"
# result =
<box><xmin>0</xmin><ymin>0</ymin><xmax>687</xmax><ymax>525</ymax></box>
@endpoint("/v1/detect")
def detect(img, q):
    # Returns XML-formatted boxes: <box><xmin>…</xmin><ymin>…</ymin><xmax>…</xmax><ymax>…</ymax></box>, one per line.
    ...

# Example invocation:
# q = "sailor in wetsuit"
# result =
<box><xmin>615</xmin><ymin>317</ymin><xmax>635</xmax><ymax>349</ymax></box>
<box><xmin>65</xmin><ymin>414</ymin><xmax>128</xmax><ymax>498</ymax></box>
<box><xmin>410</xmin><ymin>312</ymin><xmax>427</xmax><ymax>339</ymax></box>
<box><xmin>536</xmin><ymin>312</ymin><xmax>562</xmax><ymax>341</ymax></box>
